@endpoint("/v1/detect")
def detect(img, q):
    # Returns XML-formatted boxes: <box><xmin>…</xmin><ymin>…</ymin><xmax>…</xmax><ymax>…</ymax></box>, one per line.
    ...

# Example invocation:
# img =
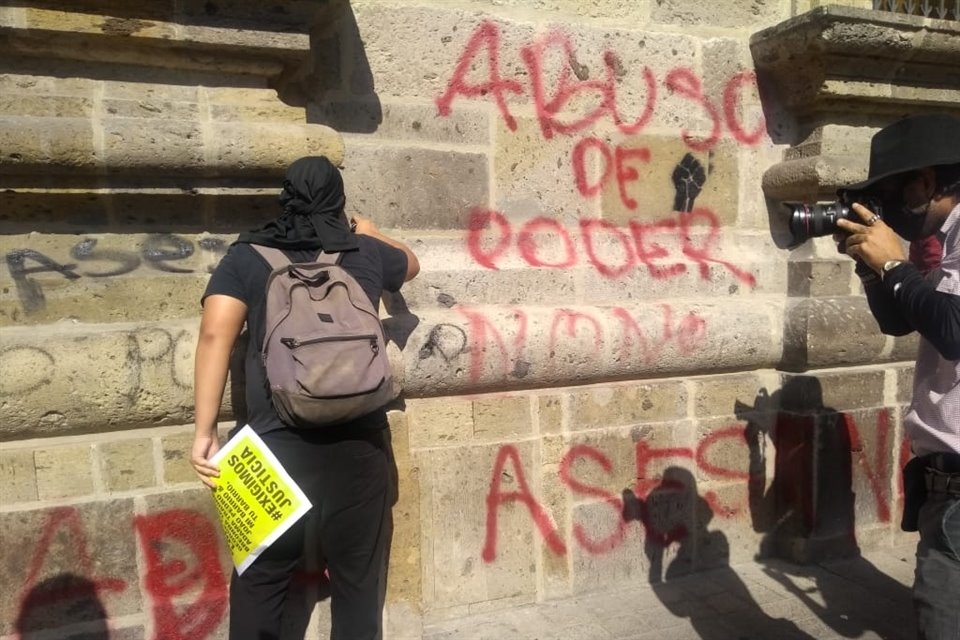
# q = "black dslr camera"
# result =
<box><xmin>785</xmin><ymin>195</ymin><xmax>883</xmax><ymax>244</ymax></box>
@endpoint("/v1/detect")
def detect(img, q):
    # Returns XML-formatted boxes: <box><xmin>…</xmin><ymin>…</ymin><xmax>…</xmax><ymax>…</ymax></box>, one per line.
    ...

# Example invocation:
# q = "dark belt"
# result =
<box><xmin>924</xmin><ymin>452</ymin><xmax>960</xmax><ymax>496</ymax></box>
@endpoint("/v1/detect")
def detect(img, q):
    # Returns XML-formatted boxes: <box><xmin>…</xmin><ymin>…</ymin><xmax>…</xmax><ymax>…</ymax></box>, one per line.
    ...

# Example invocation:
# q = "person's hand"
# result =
<box><xmin>191</xmin><ymin>431</ymin><xmax>221</xmax><ymax>489</ymax></box>
<box><xmin>350</xmin><ymin>214</ymin><xmax>378</xmax><ymax>236</ymax></box>
<box><xmin>835</xmin><ymin>203</ymin><xmax>906</xmax><ymax>274</ymax></box>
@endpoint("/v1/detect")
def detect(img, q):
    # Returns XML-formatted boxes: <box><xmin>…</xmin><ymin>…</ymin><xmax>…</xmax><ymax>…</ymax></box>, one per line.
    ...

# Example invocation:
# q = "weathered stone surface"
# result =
<box><xmin>0</xmin><ymin>500</ymin><xmax>142</xmax><ymax>636</ymax></box>
<box><xmin>781</xmin><ymin>297</ymin><xmax>888</xmax><ymax>371</ymax></box>
<box><xmin>788</xmin><ymin>260</ymin><xmax>855</xmax><ymax>297</ymax></box>
<box><xmin>98</xmin><ymin>439</ymin><xmax>156</xmax><ymax>492</ymax></box>
<box><xmin>416</xmin><ymin>442</ymin><xmax>539</xmax><ymax>609</ymax></box>
<box><xmin>778</xmin><ymin>369</ymin><xmax>885</xmax><ymax>413</ymax></box>
<box><xmin>0</xmin><ymin>321</ymin><xmax>198</xmax><ymax>440</ymax></box>
<box><xmin>341</xmin><ymin>142</ymin><xmax>488</xmax><ymax>230</ymax></box>
<box><xmin>34</xmin><ymin>445</ymin><xmax>95</xmax><ymax>500</ymax></box>
<box><xmin>0</xmin><ymin>448</ymin><xmax>38</xmax><ymax>504</ymax></box>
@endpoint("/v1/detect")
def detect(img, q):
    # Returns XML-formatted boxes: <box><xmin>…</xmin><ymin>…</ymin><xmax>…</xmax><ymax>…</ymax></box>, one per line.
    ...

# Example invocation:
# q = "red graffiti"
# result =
<box><xmin>482</xmin><ymin>445</ymin><xmax>567</xmax><ymax>562</ymax></box>
<box><xmin>572</xmin><ymin>139</ymin><xmax>652</xmax><ymax>210</ymax></box>
<box><xmin>454</xmin><ymin>303</ymin><xmax>708</xmax><ymax>385</ymax></box>
<box><xmin>435</xmin><ymin>20</ymin><xmax>523</xmax><ymax>130</ymax></box>
<box><xmin>437</xmin><ymin>21</ymin><xmax>764</xmax><ymax>148</ymax></box>
<box><xmin>466</xmin><ymin>207</ymin><xmax>755</xmax><ymax>286</ymax></box>
<box><xmin>17</xmin><ymin>506</ymin><xmax>227</xmax><ymax>640</ymax></box>
<box><xmin>482</xmin><ymin>411</ymin><xmax>906</xmax><ymax>562</ymax></box>
<box><xmin>135</xmin><ymin>510</ymin><xmax>228</xmax><ymax>640</ymax></box>
<box><xmin>18</xmin><ymin>507</ymin><xmax>127</xmax><ymax>613</ymax></box>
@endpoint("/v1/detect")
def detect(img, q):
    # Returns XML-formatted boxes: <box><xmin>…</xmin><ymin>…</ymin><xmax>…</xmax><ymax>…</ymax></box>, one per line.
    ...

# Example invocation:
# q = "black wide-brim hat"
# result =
<box><xmin>843</xmin><ymin>113</ymin><xmax>960</xmax><ymax>193</ymax></box>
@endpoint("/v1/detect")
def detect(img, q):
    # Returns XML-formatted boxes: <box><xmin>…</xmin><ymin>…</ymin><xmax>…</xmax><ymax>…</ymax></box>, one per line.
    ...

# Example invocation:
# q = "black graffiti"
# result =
<box><xmin>0</xmin><ymin>345</ymin><xmax>56</xmax><ymax>394</ymax></box>
<box><xmin>671</xmin><ymin>153</ymin><xmax>706</xmax><ymax>213</ymax></box>
<box><xmin>71</xmin><ymin>238</ymin><xmax>142</xmax><ymax>277</ymax></box>
<box><xmin>142</xmin><ymin>234</ymin><xmax>195</xmax><ymax>273</ymax></box>
<box><xmin>123</xmin><ymin>328</ymin><xmax>194</xmax><ymax>404</ymax></box>
<box><xmin>419</xmin><ymin>323</ymin><xmax>469</xmax><ymax>362</ymax></box>
<box><xmin>5</xmin><ymin>234</ymin><xmax>230</xmax><ymax>314</ymax></box>
<box><xmin>5</xmin><ymin>250</ymin><xmax>81</xmax><ymax>314</ymax></box>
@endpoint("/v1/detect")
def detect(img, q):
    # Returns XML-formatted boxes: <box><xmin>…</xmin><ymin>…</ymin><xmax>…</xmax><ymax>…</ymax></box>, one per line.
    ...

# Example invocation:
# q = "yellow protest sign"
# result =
<box><xmin>209</xmin><ymin>425</ymin><xmax>311</xmax><ymax>574</ymax></box>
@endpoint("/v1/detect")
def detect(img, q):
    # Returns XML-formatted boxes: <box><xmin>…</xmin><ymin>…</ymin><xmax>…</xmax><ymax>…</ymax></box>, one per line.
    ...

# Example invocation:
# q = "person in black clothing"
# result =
<box><xmin>833</xmin><ymin>113</ymin><xmax>960</xmax><ymax>640</ymax></box>
<box><xmin>191</xmin><ymin>156</ymin><xmax>419</xmax><ymax>640</ymax></box>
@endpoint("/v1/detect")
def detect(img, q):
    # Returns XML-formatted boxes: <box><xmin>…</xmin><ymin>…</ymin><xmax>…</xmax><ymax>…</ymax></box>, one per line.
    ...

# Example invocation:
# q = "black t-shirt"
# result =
<box><xmin>202</xmin><ymin>236</ymin><xmax>408</xmax><ymax>434</ymax></box>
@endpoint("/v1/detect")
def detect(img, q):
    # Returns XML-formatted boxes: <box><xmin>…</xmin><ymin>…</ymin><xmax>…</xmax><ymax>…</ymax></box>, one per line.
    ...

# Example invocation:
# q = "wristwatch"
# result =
<box><xmin>881</xmin><ymin>260</ymin><xmax>904</xmax><ymax>280</ymax></box>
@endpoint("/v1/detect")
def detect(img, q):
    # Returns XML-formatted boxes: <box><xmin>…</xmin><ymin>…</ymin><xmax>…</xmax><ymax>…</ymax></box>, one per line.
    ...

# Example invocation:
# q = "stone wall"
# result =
<box><xmin>2</xmin><ymin>1</ymin><xmax>958</xmax><ymax>638</ymax></box>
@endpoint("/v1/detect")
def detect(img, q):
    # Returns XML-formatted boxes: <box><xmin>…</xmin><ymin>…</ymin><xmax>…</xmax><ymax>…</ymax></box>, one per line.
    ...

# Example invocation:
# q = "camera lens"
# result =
<box><xmin>787</xmin><ymin>202</ymin><xmax>848</xmax><ymax>242</ymax></box>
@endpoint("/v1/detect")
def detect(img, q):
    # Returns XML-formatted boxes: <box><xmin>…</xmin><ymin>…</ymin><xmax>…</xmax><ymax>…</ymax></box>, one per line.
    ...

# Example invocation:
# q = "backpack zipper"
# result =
<box><xmin>280</xmin><ymin>334</ymin><xmax>379</xmax><ymax>353</ymax></box>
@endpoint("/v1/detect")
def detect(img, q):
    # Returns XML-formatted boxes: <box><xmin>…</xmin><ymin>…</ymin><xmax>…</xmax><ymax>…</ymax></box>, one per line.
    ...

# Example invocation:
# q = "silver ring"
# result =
<box><xmin>866</xmin><ymin>214</ymin><xmax>880</xmax><ymax>226</ymax></box>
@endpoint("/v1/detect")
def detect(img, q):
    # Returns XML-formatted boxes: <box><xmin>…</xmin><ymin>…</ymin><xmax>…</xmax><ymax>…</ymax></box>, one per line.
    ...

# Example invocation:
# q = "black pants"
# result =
<box><xmin>228</xmin><ymin>427</ymin><xmax>392</xmax><ymax>640</ymax></box>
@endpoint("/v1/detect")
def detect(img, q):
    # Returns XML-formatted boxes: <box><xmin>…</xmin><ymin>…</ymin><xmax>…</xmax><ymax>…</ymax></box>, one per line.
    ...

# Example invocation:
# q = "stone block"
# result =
<box><xmin>0</xmin><ymin>116</ymin><xmax>97</xmax><ymax>173</ymax></box>
<box><xmin>161</xmin><ymin>432</ymin><xmax>196</xmax><ymax>485</ymax></box>
<box><xmin>103</xmin><ymin>79</ymin><xmax>200</xmax><ymax>103</ymax></box>
<box><xmin>24</xmin><ymin>8</ymin><xmax>176</xmax><ymax>38</ymax></box>
<box><xmin>101</xmin><ymin>118</ymin><xmax>205</xmax><ymax>174</ymax></box>
<box><xmin>0</xmin><ymin>500</ymin><xmax>142</xmax><ymax>637</ymax></box>
<box><xmin>406</xmin><ymin>396</ymin><xmax>474</xmax><ymax>449</ymax></box>
<box><xmin>601</xmin><ymin>136</ymin><xmax>741</xmax><ymax>227</ymax></box>
<box><xmin>695</xmin><ymin>418</ymin><xmax>753</xmax><ymax>486</ymax></box>
<box><xmin>400</xmin><ymin>267</ymin><xmax>578</xmax><ymax>309</ymax></box>
<box><xmin>778</xmin><ymin>369</ymin><xmax>884</xmax><ymax>413</ymax></box>
<box><xmin>0</xmin><ymin>449</ymin><xmax>38</xmax><ymax>504</ymax></box>
<box><xmin>0</xmin><ymin>321</ymin><xmax>197</xmax><ymax>439</ymax></box>
<box><xmin>0</xmin><ymin>94</ymin><xmax>93</xmax><ymax>118</ymax></box>
<box><xmin>569</xmin><ymin>381</ymin><xmax>688</xmax><ymax>430</ymax></box>
<box><xmin>102</xmin><ymin>97</ymin><xmax>199</xmax><ymax>121</ymax></box>
<box><xmin>494</xmin><ymin>116</ymin><xmax>600</xmax><ymax>226</ymax></box>
<box><xmin>538</xmin><ymin>395</ymin><xmax>564</xmax><ymax>434</ymax></box>
<box><xmin>651</xmin><ymin>0</ymin><xmax>785</xmax><ymax>28</ymax></box>
<box><xmin>895</xmin><ymin>366</ymin><xmax>913</xmax><ymax>405</ymax></box>
<box><xmin>350</xmin><ymin>6</ymin><xmax>537</xmax><ymax>102</ymax></box>
<box><xmin>311</xmin><ymin>99</ymin><xmax>490</xmax><ymax>145</ymax></box>
<box><xmin>140</xmin><ymin>490</ymin><xmax>232</xmax><ymax>640</ymax></box>
<box><xmin>843</xmin><ymin>408</ymin><xmax>898</xmax><ymax>529</ymax></box>
<box><xmin>205</xmin><ymin>87</ymin><xmax>307</xmax><ymax>123</ymax></box>
<box><xmin>692</xmin><ymin>372</ymin><xmax>768</xmax><ymax>419</ymax></box>
<box><xmin>781</xmin><ymin>297</ymin><xmax>887</xmax><ymax>370</ymax></box>
<box><xmin>570</xmin><ymin>506</ymin><xmax>650</xmax><ymax>591</ymax></box>
<box><xmin>788</xmin><ymin>260</ymin><xmax>855</xmax><ymax>297</ymax></box>
<box><xmin>386</xmin><ymin>411</ymin><xmax>422</xmax><ymax>606</ymax></box>
<box><xmin>472</xmin><ymin>395</ymin><xmax>532</xmax><ymax>441</ymax></box>
<box><xmin>208</xmin><ymin>122</ymin><xmax>344</xmax><ymax>174</ymax></box>
<box><xmin>416</xmin><ymin>443</ymin><xmax>540</xmax><ymax>609</ymax></box>
<box><xmin>98</xmin><ymin>439</ymin><xmax>156</xmax><ymax>492</ymax></box>
<box><xmin>0</xmin><ymin>232</ymin><xmax>223</xmax><ymax>325</ymax></box>
<box><xmin>34</xmin><ymin>445</ymin><xmax>95</xmax><ymax>500</ymax></box>
<box><xmin>341</xmin><ymin>142</ymin><xmax>488</xmax><ymax>230</ymax></box>
<box><xmin>538</xmin><ymin>462</ymin><xmax>573</xmax><ymax>599</ymax></box>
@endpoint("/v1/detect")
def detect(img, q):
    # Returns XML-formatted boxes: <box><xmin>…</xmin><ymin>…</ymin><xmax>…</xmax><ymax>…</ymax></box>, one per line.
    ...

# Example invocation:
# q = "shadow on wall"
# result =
<box><xmin>618</xmin><ymin>375</ymin><xmax>912</xmax><ymax>638</ymax></box>
<box><xmin>16</xmin><ymin>573</ymin><xmax>109</xmax><ymax>640</ymax></box>
<box><xmin>293</xmin><ymin>0</ymin><xmax>383</xmax><ymax>134</ymax></box>
<box><xmin>739</xmin><ymin>376</ymin><xmax>914</xmax><ymax>639</ymax></box>
<box><xmin>629</xmin><ymin>467</ymin><xmax>812</xmax><ymax>639</ymax></box>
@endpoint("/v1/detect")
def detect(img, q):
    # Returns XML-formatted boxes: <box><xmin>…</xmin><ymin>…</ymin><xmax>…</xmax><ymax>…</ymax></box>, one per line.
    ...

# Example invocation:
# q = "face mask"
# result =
<box><xmin>881</xmin><ymin>196</ymin><xmax>930</xmax><ymax>240</ymax></box>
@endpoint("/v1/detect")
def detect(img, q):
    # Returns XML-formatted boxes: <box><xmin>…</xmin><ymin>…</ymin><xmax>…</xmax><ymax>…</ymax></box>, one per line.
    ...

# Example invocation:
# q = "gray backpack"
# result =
<box><xmin>252</xmin><ymin>245</ymin><xmax>394</xmax><ymax>428</ymax></box>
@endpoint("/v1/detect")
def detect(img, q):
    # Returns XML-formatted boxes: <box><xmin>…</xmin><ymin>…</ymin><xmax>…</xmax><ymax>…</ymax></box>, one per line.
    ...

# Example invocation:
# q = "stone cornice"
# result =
<box><xmin>750</xmin><ymin>5</ymin><xmax>960</xmax><ymax>118</ymax></box>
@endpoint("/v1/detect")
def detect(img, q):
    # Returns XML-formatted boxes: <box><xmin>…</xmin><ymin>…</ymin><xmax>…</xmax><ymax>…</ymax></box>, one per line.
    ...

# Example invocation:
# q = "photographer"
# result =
<box><xmin>833</xmin><ymin>113</ymin><xmax>960</xmax><ymax>640</ymax></box>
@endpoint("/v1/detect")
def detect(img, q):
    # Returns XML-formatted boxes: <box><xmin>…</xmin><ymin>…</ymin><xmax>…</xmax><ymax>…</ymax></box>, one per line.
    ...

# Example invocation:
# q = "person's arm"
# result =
<box><xmin>352</xmin><ymin>214</ymin><xmax>420</xmax><ymax>281</ymax></box>
<box><xmin>192</xmin><ymin>294</ymin><xmax>247</xmax><ymax>488</ymax></box>
<box><xmin>838</xmin><ymin>202</ymin><xmax>960</xmax><ymax>358</ymax></box>
<box><xmin>880</xmin><ymin>262</ymin><xmax>960</xmax><ymax>359</ymax></box>
<box><xmin>856</xmin><ymin>261</ymin><xmax>914</xmax><ymax>336</ymax></box>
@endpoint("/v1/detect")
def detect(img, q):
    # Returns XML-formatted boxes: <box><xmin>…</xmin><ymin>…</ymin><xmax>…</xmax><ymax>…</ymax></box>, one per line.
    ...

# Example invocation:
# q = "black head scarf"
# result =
<box><xmin>236</xmin><ymin>156</ymin><xmax>359</xmax><ymax>252</ymax></box>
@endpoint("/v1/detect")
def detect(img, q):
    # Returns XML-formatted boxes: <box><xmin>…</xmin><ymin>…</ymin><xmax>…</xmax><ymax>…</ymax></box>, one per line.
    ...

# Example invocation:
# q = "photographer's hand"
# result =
<box><xmin>836</xmin><ymin>203</ymin><xmax>906</xmax><ymax>274</ymax></box>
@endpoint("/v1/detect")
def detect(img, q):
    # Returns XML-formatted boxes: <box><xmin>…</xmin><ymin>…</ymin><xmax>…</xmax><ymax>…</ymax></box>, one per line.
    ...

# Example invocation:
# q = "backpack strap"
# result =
<box><xmin>250</xmin><ymin>245</ymin><xmax>343</xmax><ymax>269</ymax></box>
<box><xmin>250</xmin><ymin>245</ymin><xmax>292</xmax><ymax>271</ymax></box>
